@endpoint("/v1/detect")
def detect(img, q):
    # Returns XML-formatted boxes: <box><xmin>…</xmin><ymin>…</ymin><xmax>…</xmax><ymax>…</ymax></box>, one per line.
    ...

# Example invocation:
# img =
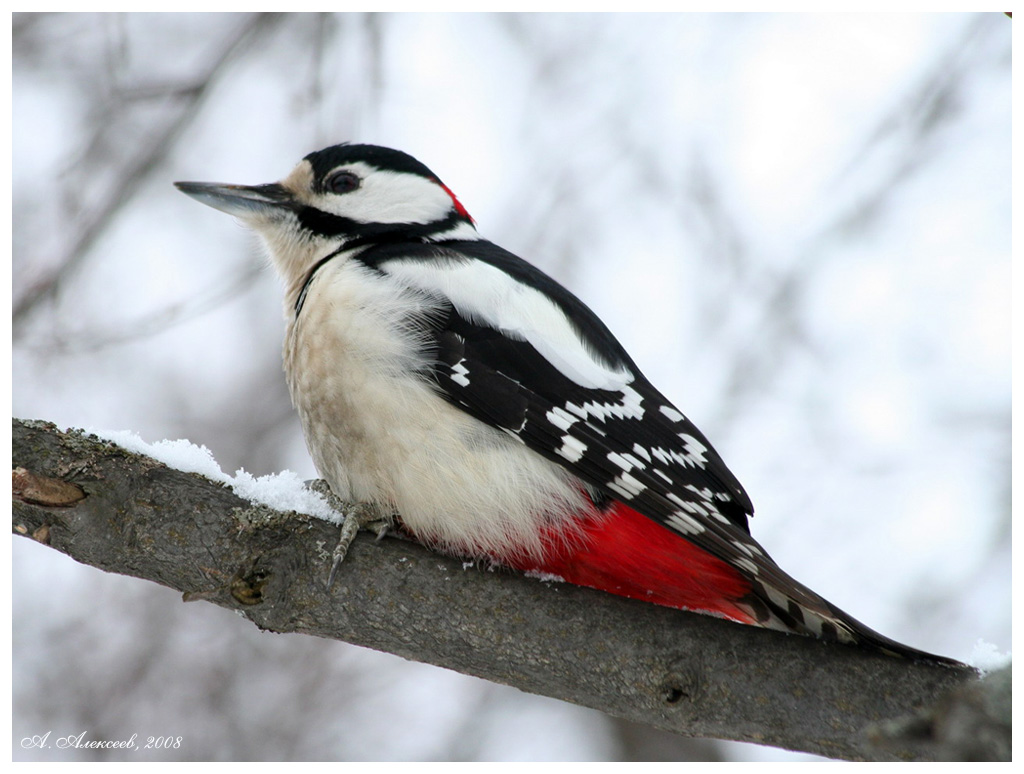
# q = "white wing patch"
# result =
<box><xmin>659</xmin><ymin>404</ymin><xmax>686</xmax><ymax>423</ymax></box>
<box><xmin>546</xmin><ymin>406</ymin><xmax>580</xmax><ymax>432</ymax></box>
<box><xmin>564</xmin><ymin>383</ymin><xmax>644</xmax><ymax>422</ymax></box>
<box><xmin>555</xmin><ymin>435</ymin><xmax>588</xmax><ymax>463</ymax></box>
<box><xmin>647</xmin><ymin>434</ymin><xmax>709</xmax><ymax>470</ymax></box>
<box><xmin>379</xmin><ymin>257</ymin><xmax>634</xmax><ymax>391</ymax></box>
<box><xmin>450</xmin><ymin>359</ymin><xmax>471</xmax><ymax>387</ymax></box>
<box><xmin>665</xmin><ymin>511</ymin><xmax>706</xmax><ymax>535</ymax></box>
<box><xmin>608</xmin><ymin>471</ymin><xmax>646</xmax><ymax>500</ymax></box>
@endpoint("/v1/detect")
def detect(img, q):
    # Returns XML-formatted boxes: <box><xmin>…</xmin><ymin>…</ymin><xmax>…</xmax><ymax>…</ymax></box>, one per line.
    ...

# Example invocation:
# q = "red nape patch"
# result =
<box><xmin>437</xmin><ymin>180</ymin><xmax>474</xmax><ymax>223</ymax></box>
<box><xmin>511</xmin><ymin>501</ymin><xmax>755</xmax><ymax>624</ymax></box>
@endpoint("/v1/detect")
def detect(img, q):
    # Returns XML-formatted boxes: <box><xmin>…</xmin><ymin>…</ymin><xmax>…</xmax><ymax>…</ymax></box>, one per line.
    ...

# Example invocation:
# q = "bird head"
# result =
<box><xmin>176</xmin><ymin>143</ymin><xmax>476</xmax><ymax>287</ymax></box>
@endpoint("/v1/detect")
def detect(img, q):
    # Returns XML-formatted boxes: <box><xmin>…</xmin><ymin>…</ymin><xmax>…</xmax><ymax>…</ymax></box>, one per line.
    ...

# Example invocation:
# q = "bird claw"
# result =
<box><xmin>307</xmin><ymin>480</ymin><xmax>393</xmax><ymax>589</ymax></box>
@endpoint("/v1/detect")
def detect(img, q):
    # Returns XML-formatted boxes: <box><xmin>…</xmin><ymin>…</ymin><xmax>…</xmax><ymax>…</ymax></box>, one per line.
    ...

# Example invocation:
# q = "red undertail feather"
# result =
<box><xmin>513</xmin><ymin>500</ymin><xmax>757</xmax><ymax>625</ymax></box>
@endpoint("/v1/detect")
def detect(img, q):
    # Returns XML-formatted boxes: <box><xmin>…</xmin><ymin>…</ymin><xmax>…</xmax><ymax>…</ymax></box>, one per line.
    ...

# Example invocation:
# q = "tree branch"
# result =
<box><xmin>12</xmin><ymin>418</ymin><xmax>992</xmax><ymax>761</ymax></box>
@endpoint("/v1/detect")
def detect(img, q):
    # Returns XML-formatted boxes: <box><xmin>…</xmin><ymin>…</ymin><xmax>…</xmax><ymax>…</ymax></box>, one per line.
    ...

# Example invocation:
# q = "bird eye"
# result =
<box><xmin>325</xmin><ymin>170</ymin><xmax>360</xmax><ymax>194</ymax></box>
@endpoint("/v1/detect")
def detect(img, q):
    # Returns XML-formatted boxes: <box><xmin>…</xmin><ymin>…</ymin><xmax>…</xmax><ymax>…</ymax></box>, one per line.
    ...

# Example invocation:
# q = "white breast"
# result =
<box><xmin>282</xmin><ymin>257</ymin><xmax>589</xmax><ymax>560</ymax></box>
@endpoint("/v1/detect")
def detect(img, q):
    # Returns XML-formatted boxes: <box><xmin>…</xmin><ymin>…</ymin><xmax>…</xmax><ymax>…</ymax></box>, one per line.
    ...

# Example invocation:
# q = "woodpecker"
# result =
<box><xmin>177</xmin><ymin>143</ymin><xmax>956</xmax><ymax>664</ymax></box>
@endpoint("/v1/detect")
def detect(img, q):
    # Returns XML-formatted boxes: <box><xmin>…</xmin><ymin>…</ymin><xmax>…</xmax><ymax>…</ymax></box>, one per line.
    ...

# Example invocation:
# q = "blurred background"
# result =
<box><xmin>12</xmin><ymin>12</ymin><xmax>1010</xmax><ymax>762</ymax></box>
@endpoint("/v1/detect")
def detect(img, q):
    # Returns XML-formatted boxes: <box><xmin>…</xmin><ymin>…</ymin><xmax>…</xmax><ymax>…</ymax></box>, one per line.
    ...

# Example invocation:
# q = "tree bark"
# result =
<box><xmin>12</xmin><ymin>418</ymin><xmax>999</xmax><ymax>761</ymax></box>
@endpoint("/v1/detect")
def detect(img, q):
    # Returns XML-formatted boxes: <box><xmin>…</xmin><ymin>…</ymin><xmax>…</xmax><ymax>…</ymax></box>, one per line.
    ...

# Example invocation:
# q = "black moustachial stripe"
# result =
<box><xmin>295</xmin><ymin>205</ymin><xmax>468</xmax><ymax>243</ymax></box>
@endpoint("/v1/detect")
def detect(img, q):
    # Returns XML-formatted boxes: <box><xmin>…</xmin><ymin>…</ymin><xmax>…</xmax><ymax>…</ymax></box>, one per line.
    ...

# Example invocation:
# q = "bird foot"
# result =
<box><xmin>306</xmin><ymin>480</ymin><xmax>392</xmax><ymax>589</ymax></box>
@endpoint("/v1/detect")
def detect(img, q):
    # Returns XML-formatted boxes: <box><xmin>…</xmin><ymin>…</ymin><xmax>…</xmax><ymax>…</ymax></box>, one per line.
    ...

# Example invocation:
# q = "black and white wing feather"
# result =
<box><xmin>362</xmin><ymin>239</ymin><xmax>759</xmax><ymax>545</ymax></box>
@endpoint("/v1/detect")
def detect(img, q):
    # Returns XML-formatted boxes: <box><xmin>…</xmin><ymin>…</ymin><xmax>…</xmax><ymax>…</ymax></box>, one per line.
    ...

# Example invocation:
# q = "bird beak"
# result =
<box><xmin>174</xmin><ymin>181</ymin><xmax>295</xmax><ymax>219</ymax></box>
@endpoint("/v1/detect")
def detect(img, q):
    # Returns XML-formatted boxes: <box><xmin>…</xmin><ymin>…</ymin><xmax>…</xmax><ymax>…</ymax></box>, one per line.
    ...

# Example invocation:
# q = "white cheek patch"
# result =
<box><xmin>379</xmin><ymin>258</ymin><xmax>634</xmax><ymax>391</ymax></box>
<box><xmin>313</xmin><ymin>162</ymin><xmax>456</xmax><ymax>225</ymax></box>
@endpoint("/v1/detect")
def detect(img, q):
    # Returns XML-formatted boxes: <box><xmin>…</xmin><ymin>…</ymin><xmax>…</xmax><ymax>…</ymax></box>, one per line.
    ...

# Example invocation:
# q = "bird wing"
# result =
<box><xmin>367</xmin><ymin>240</ymin><xmax>768</xmax><ymax>558</ymax></box>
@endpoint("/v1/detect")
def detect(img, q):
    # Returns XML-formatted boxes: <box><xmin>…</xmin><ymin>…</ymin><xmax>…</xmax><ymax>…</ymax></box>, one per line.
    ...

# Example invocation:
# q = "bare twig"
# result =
<box><xmin>12</xmin><ymin>13</ymin><xmax>280</xmax><ymax>329</ymax></box>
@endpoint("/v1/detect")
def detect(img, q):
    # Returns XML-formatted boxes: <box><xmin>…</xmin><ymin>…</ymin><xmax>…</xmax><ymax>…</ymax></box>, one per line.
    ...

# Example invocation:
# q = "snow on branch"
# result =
<box><xmin>12</xmin><ymin>418</ymin><xmax>995</xmax><ymax>761</ymax></box>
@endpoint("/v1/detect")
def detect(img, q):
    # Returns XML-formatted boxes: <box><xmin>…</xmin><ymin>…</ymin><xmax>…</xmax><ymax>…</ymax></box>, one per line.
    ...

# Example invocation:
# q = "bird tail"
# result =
<box><xmin>736</xmin><ymin>572</ymin><xmax>963</xmax><ymax>666</ymax></box>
